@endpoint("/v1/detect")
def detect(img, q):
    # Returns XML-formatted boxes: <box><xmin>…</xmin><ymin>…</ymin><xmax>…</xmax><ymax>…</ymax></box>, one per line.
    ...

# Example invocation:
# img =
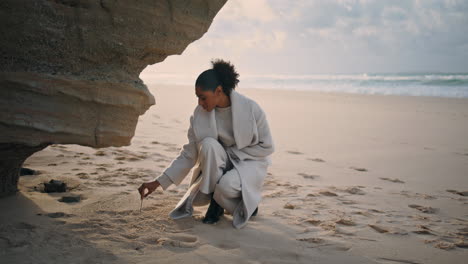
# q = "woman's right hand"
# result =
<box><xmin>138</xmin><ymin>180</ymin><xmax>160</xmax><ymax>200</ymax></box>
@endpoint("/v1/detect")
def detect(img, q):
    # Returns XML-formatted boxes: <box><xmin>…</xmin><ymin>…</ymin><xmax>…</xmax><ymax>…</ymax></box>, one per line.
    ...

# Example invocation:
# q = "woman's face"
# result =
<box><xmin>195</xmin><ymin>86</ymin><xmax>222</xmax><ymax>112</ymax></box>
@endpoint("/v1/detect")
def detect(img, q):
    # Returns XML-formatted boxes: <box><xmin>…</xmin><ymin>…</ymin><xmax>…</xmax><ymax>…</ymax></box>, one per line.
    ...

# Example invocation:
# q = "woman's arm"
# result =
<box><xmin>155</xmin><ymin>115</ymin><xmax>199</xmax><ymax>189</ymax></box>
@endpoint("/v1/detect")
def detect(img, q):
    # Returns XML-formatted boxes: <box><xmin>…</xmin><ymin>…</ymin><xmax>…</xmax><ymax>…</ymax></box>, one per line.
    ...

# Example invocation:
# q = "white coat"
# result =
<box><xmin>162</xmin><ymin>90</ymin><xmax>274</xmax><ymax>228</ymax></box>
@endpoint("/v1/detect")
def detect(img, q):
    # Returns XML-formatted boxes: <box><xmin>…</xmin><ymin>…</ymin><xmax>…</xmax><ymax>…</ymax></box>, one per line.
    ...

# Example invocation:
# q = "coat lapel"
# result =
<box><xmin>192</xmin><ymin>90</ymin><xmax>255</xmax><ymax>149</ymax></box>
<box><xmin>230</xmin><ymin>90</ymin><xmax>254</xmax><ymax>149</ymax></box>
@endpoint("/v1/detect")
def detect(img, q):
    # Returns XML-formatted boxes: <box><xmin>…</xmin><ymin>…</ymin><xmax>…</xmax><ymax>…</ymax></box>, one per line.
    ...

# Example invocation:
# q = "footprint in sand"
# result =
<box><xmin>336</xmin><ymin>219</ymin><xmax>356</xmax><ymax>226</ymax></box>
<box><xmin>46</xmin><ymin>212</ymin><xmax>74</xmax><ymax>218</ymax></box>
<box><xmin>76</xmin><ymin>173</ymin><xmax>89</xmax><ymax>179</ymax></box>
<box><xmin>411</xmin><ymin>225</ymin><xmax>435</xmax><ymax>235</ymax></box>
<box><xmin>307</xmin><ymin>158</ymin><xmax>325</xmax><ymax>162</ymax></box>
<box><xmin>298</xmin><ymin>237</ymin><xmax>351</xmax><ymax>251</ymax></box>
<box><xmin>380</xmin><ymin>177</ymin><xmax>405</xmax><ymax>183</ymax></box>
<box><xmin>350</xmin><ymin>166</ymin><xmax>367</xmax><ymax>172</ymax></box>
<box><xmin>446</xmin><ymin>189</ymin><xmax>468</xmax><ymax>197</ymax></box>
<box><xmin>121</xmin><ymin>233</ymin><xmax>139</xmax><ymax>240</ymax></box>
<box><xmin>432</xmin><ymin>241</ymin><xmax>457</xmax><ymax>250</ymax></box>
<box><xmin>377</xmin><ymin>257</ymin><xmax>422</xmax><ymax>264</ymax></box>
<box><xmin>369</xmin><ymin>224</ymin><xmax>389</xmax><ymax>233</ymax></box>
<box><xmin>303</xmin><ymin>218</ymin><xmax>322</xmax><ymax>226</ymax></box>
<box><xmin>156</xmin><ymin>234</ymin><xmax>199</xmax><ymax>248</ymax></box>
<box><xmin>126</xmin><ymin>174</ymin><xmax>142</xmax><ymax>180</ymax></box>
<box><xmin>298</xmin><ymin>173</ymin><xmax>319</xmax><ymax>180</ymax></box>
<box><xmin>408</xmin><ymin>204</ymin><xmax>438</xmax><ymax>214</ymax></box>
<box><xmin>338</xmin><ymin>199</ymin><xmax>357</xmax><ymax>205</ymax></box>
<box><xmin>398</xmin><ymin>191</ymin><xmax>436</xmax><ymax>200</ymax></box>
<box><xmin>0</xmin><ymin>223</ymin><xmax>37</xmax><ymax>249</ymax></box>
<box><xmin>369</xmin><ymin>224</ymin><xmax>407</xmax><ymax>235</ymax></box>
<box><xmin>164</xmin><ymin>147</ymin><xmax>181</xmax><ymax>153</ymax></box>
<box><xmin>215</xmin><ymin>240</ymin><xmax>241</xmax><ymax>250</ymax></box>
<box><xmin>297</xmin><ymin>237</ymin><xmax>325</xmax><ymax>244</ymax></box>
<box><xmin>94</xmin><ymin>150</ymin><xmax>107</xmax><ymax>156</ymax></box>
<box><xmin>340</xmin><ymin>187</ymin><xmax>365</xmax><ymax>195</ymax></box>
<box><xmin>319</xmin><ymin>190</ymin><xmax>338</xmax><ymax>197</ymax></box>
<box><xmin>426</xmin><ymin>236</ymin><xmax>468</xmax><ymax>250</ymax></box>
<box><xmin>286</xmin><ymin>150</ymin><xmax>303</xmax><ymax>155</ymax></box>
<box><xmin>264</xmin><ymin>190</ymin><xmax>284</xmax><ymax>198</ymax></box>
<box><xmin>352</xmin><ymin>212</ymin><xmax>372</xmax><ymax>219</ymax></box>
<box><xmin>318</xmin><ymin>221</ymin><xmax>336</xmax><ymax>231</ymax></box>
<box><xmin>284</xmin><ymin>203</ymin><xmax>297</xmax><ymax>209</ymax></box>
<box><xmin>264</xmin><ymin>179</ymin><xmax>277</xmax><ymax>186</ymax></box>
<box><xmin>96</xmin><ymin>163</ymin><xmax>114</xmax><ymax>168</ymax></box>
<box><xmin>455</xmin><ymin>241</ymin><xmax>468</xmax><ymax>248</ymax></box>
<box><xmin>456</xmin><ymin>227</ymin><xmax>468</xmax><ymax>236</ymax></box>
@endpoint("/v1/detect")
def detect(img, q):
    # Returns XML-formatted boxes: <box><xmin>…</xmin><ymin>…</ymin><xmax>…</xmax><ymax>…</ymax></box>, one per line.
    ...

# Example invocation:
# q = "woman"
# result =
<box><xmin>138</xmin><ymin>59</ymin><xmax>274</xmax><ymax>229</ymax></box>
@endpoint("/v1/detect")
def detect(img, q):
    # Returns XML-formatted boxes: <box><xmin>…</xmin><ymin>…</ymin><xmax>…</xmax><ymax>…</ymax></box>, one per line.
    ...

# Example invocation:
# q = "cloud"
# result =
<box><xmin>142</xmin><ymin>0</ymin><xmax>468</xmax><ymax>76</ymax></box>
<box><xmin>193</xmin><ymin>0</ymin><xmax>287</xmax><ymax>54</ymax></box>
<box><xmin>352</xmin><ymin>25</ymin><xmax>378</xmax><ymax>37</ymax></box>
<box><xmin>220</xmin><ymin>0</ymin><xmax>277</xmax><ymax>23</ymax></box>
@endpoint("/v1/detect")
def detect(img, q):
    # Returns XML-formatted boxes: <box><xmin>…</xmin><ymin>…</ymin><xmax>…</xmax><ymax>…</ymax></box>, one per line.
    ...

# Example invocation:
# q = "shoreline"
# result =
<box><xmin>143</xmin><ymin>82</ymin><xmax>468</xmax><ymax>101</ymax></box>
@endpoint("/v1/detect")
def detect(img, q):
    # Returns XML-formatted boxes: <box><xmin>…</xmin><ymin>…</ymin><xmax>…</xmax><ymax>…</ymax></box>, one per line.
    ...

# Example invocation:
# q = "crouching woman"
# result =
<box><xmin>138</xmin><ymin>59</ymin><xmax>274</xmax><ymax>229</ymax></box>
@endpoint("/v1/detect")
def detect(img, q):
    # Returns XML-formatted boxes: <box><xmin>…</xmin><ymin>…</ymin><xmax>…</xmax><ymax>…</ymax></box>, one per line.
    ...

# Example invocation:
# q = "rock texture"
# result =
<box><xmin>0</xmin><ymin>0</ymin><xmax>226</xmax><ymax>196</ymax></box>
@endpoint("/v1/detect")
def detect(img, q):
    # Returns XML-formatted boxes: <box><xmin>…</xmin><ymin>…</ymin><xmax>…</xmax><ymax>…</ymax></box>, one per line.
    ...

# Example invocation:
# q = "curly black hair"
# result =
<box><xmin>195</xmin><ymin>59</ymin><xmax>240</xmax><ymax>95</ymax></box>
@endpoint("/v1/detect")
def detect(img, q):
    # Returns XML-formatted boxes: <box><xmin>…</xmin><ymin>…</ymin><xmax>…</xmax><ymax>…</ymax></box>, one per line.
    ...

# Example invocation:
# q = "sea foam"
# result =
<box><xmin>141</xmin><ymin>73</ymin><xmax>468</xmax><ymax>98</ymax></box>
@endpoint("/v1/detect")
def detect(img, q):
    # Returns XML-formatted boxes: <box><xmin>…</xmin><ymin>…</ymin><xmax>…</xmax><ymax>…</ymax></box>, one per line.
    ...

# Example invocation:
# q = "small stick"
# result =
<box><xmin>140</xmin><ymin>198</ymin><xmax>143</xmax><ymax>214</ymax></box>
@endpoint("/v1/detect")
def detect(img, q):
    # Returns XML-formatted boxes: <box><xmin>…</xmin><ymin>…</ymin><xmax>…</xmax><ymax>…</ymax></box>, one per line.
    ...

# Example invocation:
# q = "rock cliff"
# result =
<box><xmin>0</xmin><ymin>0</ymin><xmax>226</xmax><ymax>196</ymax></box>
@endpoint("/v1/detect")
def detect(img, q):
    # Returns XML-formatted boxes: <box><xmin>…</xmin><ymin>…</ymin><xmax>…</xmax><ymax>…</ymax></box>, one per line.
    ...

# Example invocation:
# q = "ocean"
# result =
<box><xmin>140</xmin><ymin>72</ymin><xmax>468</xmax><ymax>98</ymax></box>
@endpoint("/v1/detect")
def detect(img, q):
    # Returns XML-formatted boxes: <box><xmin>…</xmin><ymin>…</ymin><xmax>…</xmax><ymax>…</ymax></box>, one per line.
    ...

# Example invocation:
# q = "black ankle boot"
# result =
<box><xmin>252</xmin><ymin>207</ymin><xmax>258</xmax><ymax>217</ymax></box>
<box><xmin>202</xmin><ymin>197</ymin><xmax>224</xmax><ymax>224</ymax></box>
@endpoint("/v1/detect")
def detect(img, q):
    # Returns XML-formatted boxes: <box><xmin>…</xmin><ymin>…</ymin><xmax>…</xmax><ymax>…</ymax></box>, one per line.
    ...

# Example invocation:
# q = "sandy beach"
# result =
<box><xmin>1</xmin><ymin>84</ymin><xmax>467</xmax><ymax>264</ymax></box>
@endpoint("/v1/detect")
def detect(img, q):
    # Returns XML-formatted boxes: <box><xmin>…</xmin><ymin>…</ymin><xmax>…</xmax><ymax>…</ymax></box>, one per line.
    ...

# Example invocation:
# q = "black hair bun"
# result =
<box><xmin>211</xmin><ymin>59</ymin><xmax>239</xmax><ymax>94</ymax></box>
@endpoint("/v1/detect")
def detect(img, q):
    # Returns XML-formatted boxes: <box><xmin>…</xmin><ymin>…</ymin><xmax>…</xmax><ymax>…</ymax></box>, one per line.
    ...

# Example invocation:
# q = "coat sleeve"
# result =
<box><xmin>159</xmin><ymin>115</ymin><xmax>198</xmax><ymax>185</ymax></box>
<box><xmin>233</xmin><ymin>102</ymin><xmax>274</xmax><ymax>160</ymax></box>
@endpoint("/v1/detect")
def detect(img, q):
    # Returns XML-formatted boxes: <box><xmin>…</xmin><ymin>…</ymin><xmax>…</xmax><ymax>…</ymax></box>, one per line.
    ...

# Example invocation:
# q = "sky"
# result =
<box><xmin>141</xmin><ymin>0</ymin><xmax>468</xmax><ymax>78</ymax></box>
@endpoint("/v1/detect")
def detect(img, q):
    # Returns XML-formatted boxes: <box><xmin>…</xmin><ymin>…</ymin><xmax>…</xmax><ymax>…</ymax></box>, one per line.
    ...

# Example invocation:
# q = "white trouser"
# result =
<box><xmin>196</xmin><ymin>137</ymin><xmax>241</xmax><ymax>214</ymax></box>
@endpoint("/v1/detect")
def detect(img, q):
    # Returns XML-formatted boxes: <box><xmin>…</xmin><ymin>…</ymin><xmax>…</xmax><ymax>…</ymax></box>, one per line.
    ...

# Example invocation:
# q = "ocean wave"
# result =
<box><xmin>140</xmin><ymin>72</ymin><xmax>468</xmax><ymax>98</ymax></box>
<box><xmin>243</xmin><ymin>73</ymin><xmax>468</xmax><ymax>84</ymax></box>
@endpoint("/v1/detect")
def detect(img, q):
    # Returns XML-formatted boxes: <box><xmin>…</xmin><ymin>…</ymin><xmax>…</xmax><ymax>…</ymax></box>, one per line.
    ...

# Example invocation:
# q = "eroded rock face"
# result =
<box><xmin>0</xmin><ymin>0</ymin><xmax>226</xmax><ymax>196</ymax></box>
